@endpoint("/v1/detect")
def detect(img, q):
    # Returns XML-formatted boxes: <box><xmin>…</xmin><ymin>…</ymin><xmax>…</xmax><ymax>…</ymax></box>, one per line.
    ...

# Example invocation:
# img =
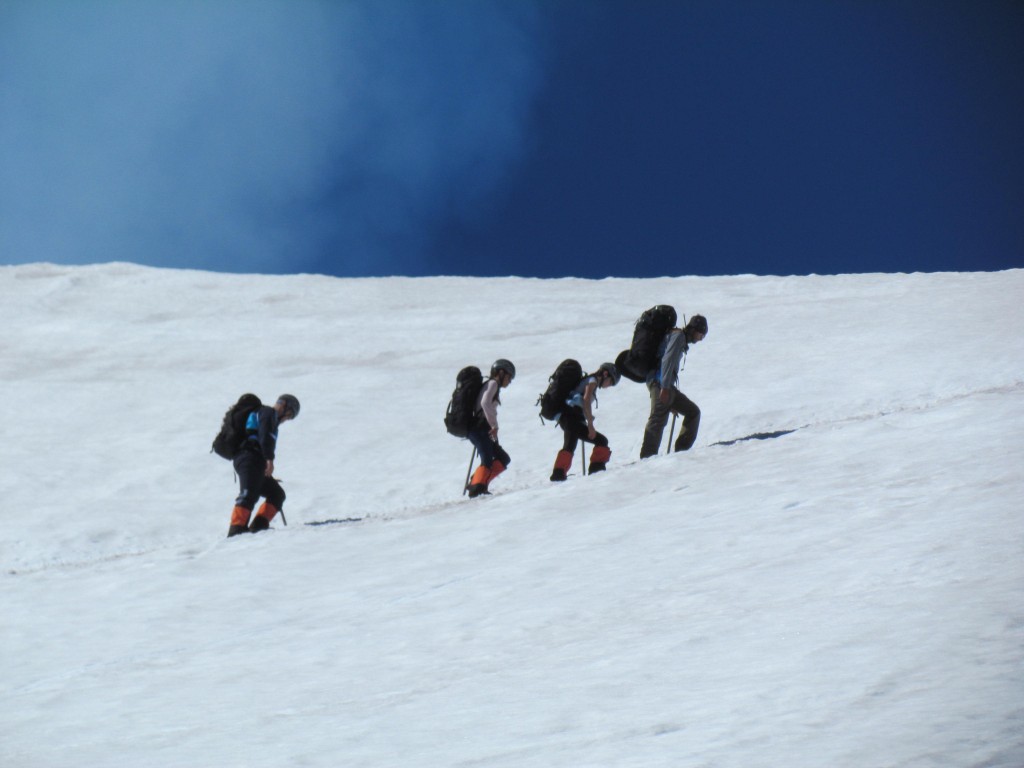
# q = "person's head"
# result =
<box><xmin>597</xmin><ymin>362</ymin><xmax>620</xmax><ymax>388</ymax></box>
<box><xmin>684</xmin><ymin>314</ymin><xmax>708</xmax><ymax>344</ymax></box>
<box><xmin>275</xmin><ymin>394</ymin><xmax>300</xmax><ymax>422</ymax></box>
<box><xmin>490</xmin><ymin>359</ymin><xmax>516</xmax><ymax>388</ymax></box>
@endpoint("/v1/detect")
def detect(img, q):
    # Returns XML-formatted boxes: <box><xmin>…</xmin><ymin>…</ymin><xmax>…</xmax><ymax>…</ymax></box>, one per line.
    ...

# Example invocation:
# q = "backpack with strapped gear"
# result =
<box><xmin>615</xmin><ymin>305</ymin><xmax>677</xmax><ymax>383</ymax></box>
<box><xmin>444</xmin><ymin>366</ymin><xmax>484</xmax><ymax>438</ymax></box>
<box><xmin>537</xmin><ymin>358</ymin><xmax>584</xmax><ymax>422</ymax></box>
<box><xmin>211</xmin><ymin>393</ymin><xmax>262</xmax><ymax>459</ymax></box>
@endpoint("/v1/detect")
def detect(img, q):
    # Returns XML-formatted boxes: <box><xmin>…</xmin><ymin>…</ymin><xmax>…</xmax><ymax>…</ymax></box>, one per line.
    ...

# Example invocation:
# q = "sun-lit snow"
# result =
<box><xmin>2</xmin><ymin>264</ymin><xmax>1022</xmax><ymax>767</ymax></box>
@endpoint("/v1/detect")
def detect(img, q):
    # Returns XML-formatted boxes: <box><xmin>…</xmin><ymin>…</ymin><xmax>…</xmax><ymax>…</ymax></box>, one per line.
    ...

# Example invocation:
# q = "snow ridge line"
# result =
<box><xmin>6</xmin><ymin>548</ymin><xmax>163</xmax><ymax>577</ymax></box>
<box><xmin>704</xmin><ymin>381</ymin><xmax>1024</xmax><ymax>452</ymax></box>
<box><xmin>798</xmin><ymin>381</ymin><xmax>1024</xmax><ymax>435</ymax></box>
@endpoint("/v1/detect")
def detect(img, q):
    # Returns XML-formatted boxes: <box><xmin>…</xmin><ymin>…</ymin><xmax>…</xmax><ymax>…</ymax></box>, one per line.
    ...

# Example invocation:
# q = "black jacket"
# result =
<box><xmin>244</xmin><ymin>405</ymin><xmax>280</xmax><ymax>460</ymax></box>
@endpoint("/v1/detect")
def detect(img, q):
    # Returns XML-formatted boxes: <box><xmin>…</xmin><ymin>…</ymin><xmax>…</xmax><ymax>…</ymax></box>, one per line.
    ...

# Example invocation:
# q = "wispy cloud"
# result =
<box><xmin>0</xmin><ymin>1</ymin><xmax>550</xmax><ymax>275</ymax></box>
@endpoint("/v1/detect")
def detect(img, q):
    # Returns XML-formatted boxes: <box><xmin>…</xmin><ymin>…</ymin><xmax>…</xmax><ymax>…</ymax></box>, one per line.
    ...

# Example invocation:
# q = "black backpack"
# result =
<box><xmin>615</xmin><ymin>305</ymin><xmax>677</xmax><ymax>383</ymax></box>
<box><xmin>211</xmin><ymin>393</ymin><xmax>262</xmax><ymax>459</ymax></box>
<box><xmin>444</xmin><ymin>366</ymin><xmax>484</xmax><ymax>438</ymax></box>
<box><xmin>538</xmin><ymin>359</ymin><xmax>584</xmax><ymax>421</ymax></box>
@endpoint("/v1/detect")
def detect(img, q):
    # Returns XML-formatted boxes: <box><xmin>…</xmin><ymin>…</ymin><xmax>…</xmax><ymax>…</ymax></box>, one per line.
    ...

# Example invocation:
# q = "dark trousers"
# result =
<box><xmin>233</xmin><ymin>449</ymin><xmax>286</xmax><ymax>511</ymax></box>
<box><xmin>467</xmin><ymin>428</ymin><xmax>511</xmax><ymax>470</ymax></box>
<box><xmin>640</xmin><ymin>382</ymin><xmax>701</xmax><ymax>458</ymax></box>
<box><xmin>558</xmin><ymin>408</ymin><xmax>609</xmax><ymax>454</ymax></box>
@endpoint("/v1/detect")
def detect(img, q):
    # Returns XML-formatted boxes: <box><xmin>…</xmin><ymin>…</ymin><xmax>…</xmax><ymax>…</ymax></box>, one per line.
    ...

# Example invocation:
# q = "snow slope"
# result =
<box><xmin>2</xmin><ymin>264</ymin><xmax>1023</xmax><ymax>767</ymax></box>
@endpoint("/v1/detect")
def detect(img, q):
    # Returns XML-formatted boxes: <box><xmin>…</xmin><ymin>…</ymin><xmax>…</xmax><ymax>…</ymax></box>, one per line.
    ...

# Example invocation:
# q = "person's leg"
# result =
<box><xmin>672</xmin><ymin>392</ymin><xmax>701</xmax><ymax>451</ymax></box>
<box><xmin>467</xmin><ymin>429</ymin><xmax>498</xmax><ymax>497</ymax></box>
<box><xmin>588</xmin><ymin>431</ymin><xmax>611</xmax><ymax>473</ymax></box>
<box><xmin>249</xmin><ymin>477</ymin><xmax>286</xmax><ymax>532</ymax></box>
<box><xmin>485</xmin><ymin>443</ymin><xmax>511</xmax><ymax>488</ymax></box>
<box><xmin>551</xmin><ymin>411</ymin><xmax>583</xmax><ymax>481</ymax></box>
<box><xmin>640</xmin><ymin>381</ymin><xmax>670</xmax><ymax>458</ymax></box>
<box><xmin>227</xmin><ymin>452</ymin><xmax>264</xmax><ymax>536</ymax></box>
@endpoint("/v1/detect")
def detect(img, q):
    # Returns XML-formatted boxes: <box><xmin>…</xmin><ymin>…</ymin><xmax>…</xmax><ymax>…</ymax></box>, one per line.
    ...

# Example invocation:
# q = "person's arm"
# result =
<box><xmin>659</xmin><ymin>331</ymin><xmax>687</xmax><ymax>393</ymax></box>
<box><xmin>258</xmin><ymin>407</ymin><xmax>279</xmax><ymax>474</ymax></box>
<box><xmin>479</xmin><ymin>379</ymin><xmax>500</xmax><ymax>437</ymax></box>
<box><xmin>582</xmin><ymin>378</ymin><xmax>600</xmax><ymax>438</ymax></box>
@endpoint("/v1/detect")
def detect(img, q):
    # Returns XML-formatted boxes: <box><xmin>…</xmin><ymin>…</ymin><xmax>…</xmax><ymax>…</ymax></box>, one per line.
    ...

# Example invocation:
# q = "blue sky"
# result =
<box><xmin>2</xmin><ymin>1</ymin><xmax>1021</xmax><ymax>278</ymax></box>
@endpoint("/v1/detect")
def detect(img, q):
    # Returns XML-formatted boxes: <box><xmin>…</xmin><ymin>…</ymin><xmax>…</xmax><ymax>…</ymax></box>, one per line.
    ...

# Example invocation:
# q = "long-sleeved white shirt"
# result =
<box><xmin>476</xmin><ymin>378</ymin><xmax>500</xmax><ymax>430</ymax></box>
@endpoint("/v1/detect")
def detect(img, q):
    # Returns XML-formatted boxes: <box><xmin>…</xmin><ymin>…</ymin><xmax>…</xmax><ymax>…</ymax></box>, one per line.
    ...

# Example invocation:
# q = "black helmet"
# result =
<box><xmin>598</xmin><ymin>362</ymin><xmax>621</xmax><ymax>385</ymax></box>
<box><xmin>686</xmin><ymin>314</ymin><xmax>708</xmax><ymax>336</ymax></box>
<box><xmin>276</xmin><ymin>394</ymin><xmax>300</xmax><ymax>419</ymax></box>
<box><xmin>491</xmin><ymin>359</ymin><xmax>516</xmax><ymax>380</ymax></box>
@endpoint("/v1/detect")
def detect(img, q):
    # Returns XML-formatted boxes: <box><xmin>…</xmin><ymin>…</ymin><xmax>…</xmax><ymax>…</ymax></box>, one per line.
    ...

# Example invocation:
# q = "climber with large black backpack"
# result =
<box><xmin>213</xmin><ymin>393</ymin><xmax>300</xmax><ymax>537</ymax></box>
<box><xmin>538</xmin><ymin>359</ymin><xmax>621</xmax><ymax>481</ymax></box>
<box><xmin>445</xmin><ymin>359</ymin><xmax>515</xmax><ymax>498</ymax></box>
<box><xmin>639</xmin><ymin>314</ymin><xmax>708</xmax><ymax>459</ymax></box>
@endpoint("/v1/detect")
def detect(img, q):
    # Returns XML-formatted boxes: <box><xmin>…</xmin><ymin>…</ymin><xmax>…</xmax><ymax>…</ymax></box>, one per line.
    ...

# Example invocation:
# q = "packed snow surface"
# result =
<box><xmin>2</xmin><ymin>264</ymin><xmax>1023</xmax><ymax>767</ymax></box>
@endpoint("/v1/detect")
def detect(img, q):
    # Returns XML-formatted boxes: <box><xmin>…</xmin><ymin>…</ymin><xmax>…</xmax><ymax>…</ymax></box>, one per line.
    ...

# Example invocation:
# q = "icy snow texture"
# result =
<box><xmin>2</xmin><ymin>264</ymin><xmax>1022</xmax><ymax>767</ymax></box>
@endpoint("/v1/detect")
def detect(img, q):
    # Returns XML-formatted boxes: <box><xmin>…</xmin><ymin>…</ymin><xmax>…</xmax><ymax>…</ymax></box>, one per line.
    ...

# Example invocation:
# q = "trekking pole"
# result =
<box><xmin>580</xmin><ymin>447</ymin><xmax>587</xmax><ymax>477</ymax></box>
<box><xmin>665</xmin><ymin>413</ymin><xmax>678</xmax><ymax>455</ymax></box>
<box><xmin>463</xmin><ymin>446</ymin><xmax>478</xmax><ymax>495</ymax></box>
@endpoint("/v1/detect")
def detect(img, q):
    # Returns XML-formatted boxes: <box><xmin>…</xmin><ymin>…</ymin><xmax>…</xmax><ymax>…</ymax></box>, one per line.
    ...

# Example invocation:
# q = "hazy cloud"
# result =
<box><xmin>0</xmin><ymin>1</ymin><xmax>550</xmax><ymax>275</ymax></box>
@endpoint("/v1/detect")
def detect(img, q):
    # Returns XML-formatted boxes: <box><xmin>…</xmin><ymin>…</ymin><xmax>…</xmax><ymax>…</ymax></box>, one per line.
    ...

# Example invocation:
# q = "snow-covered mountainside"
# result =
<box><xmin>3</xmin><ymin>264</ymin><xmax>1022</xmax><ymax>767</ymax></box>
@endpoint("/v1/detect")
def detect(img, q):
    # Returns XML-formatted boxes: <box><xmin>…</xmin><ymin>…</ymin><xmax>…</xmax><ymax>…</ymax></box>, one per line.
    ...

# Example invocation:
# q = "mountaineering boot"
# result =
<box><xmin>550</xmin><ymin>450</ymin><xmax>573</xmax><ymax>482</ymax></box>
<box><xmin>249</xmin><ymin>502</ymin><xmax>278</xmax><ymax>533</ymax></box>
<box><xmin>228</xmin><ymin>505</ymin><xmax>252</xmax><ymax>537</ymax></box>
<box><xmin>674</xmin><ymin>429</ymin><xmax>697</xmax><ymax>452</ymax></box>
<box><xmin>249</xmin><ymin>516</ymin><xmax>270</xmax><ymax>532</ymax></box>
<box><xmin>467</xmin><ymin>463</ymin><xmax>492</xmax><ymax>498</ymax></box>
<box><xmin>588</xmin><ymin>445</ymin><xmax>611</xmax><ymax>474</ymax></box>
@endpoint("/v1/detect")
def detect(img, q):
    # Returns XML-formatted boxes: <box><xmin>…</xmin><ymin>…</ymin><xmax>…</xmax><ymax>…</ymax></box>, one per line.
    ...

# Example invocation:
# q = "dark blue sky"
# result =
<box><xmin>428</xmin><ymin>1</ymin><xmax>1024</xmax><ymax>277</ymax></box>
<box><xmin>2</xmin><ymin>1</ymin><xmax>1021</xmax><ymax>278</ymax></box>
